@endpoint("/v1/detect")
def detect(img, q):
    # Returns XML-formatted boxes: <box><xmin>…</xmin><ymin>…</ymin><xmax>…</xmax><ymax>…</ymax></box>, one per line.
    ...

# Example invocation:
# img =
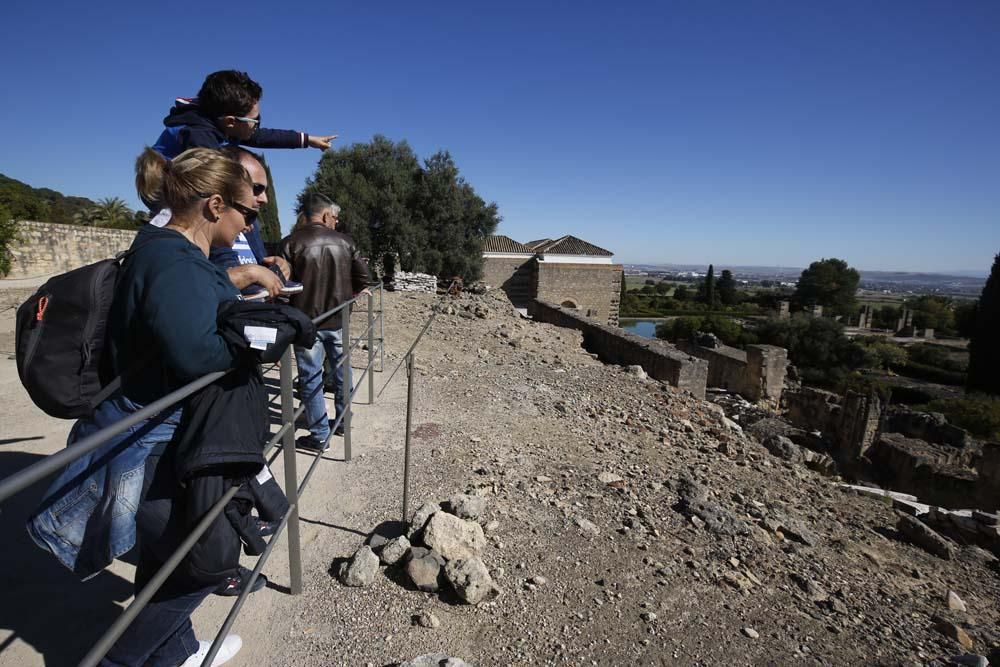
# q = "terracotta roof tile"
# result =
<box><xmin>535</xmin><ymin>235</ymin><xmax>613</xmax><ymax>256</ymax></box>
<box><xmin>483</xmin><ymin>235</ymin><xmax>534</xmax><ymax>254</ymax></box>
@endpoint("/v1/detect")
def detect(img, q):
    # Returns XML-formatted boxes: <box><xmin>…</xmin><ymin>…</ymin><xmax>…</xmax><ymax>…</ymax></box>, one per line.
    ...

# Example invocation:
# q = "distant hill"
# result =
<box><xmin>0</xmin><ymin>173</ymin><xmax>99</xmax><ymax>225</ymax></box>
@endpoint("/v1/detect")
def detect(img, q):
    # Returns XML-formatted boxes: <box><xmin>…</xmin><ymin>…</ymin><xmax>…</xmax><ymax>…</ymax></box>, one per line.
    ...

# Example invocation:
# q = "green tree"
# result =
<box><xmin>673</xmin><ymin>284</ymin><xmax>690</xmax><ymax>301</ymax></box>
<box><xmin>717</xmin><ymin>269</ymin><xmax>738</xmax><ymax>306</ymax></box>
<box><xmin>954</xmin><ymin>301</ymin><xmax>978</xmax><ymax>338</ymax></box>
<box><xmin>89</xmin><ymin>197</ymin><xmax>134</xmax><ymax>228</ymax></box>
<box><xmin>907</xmin><ymin>295</ymin><xmax>956</xmax><ymax>332</ymax></box>
<box><xmin>754</xmin><ymin>315</ymin><xmax>867</xmax><ymax>387</ymax></box>
<box><xmin>656</xmin><ymin>314</ymin><xmax>747</xmax><ymax>347</ymax></box>
<box><xmin>300</xmin><ymin>136</ymin><xmax>498</xmax><ymax>281</ymax></box>
<box><xmin>0</xmin><ymin>204</ymin><xmax>19</xmax><ymax>276</ymax></box>
<box><xmin>968</xmin><ymin>253</ymin><xmax>1000</xmax><ymax>395</ymax></box>
<box><xmin>698</xmin><ymin>264</ymin><xmax>717</xmax><ymax>306</ymax></box>
<box><xmin>794</xmin><ymin>258</ymin><xmax>860</xmax><ymax>317</ymax></box>
<box><xmin>873</xmin><ymin>305</ymin><xmax>901</xmax><ymax>330</ymax></box>
<box><xmin>257</xmin><ymin>156</ymin><xmax>281</xmax><ymax>243</ymax></box>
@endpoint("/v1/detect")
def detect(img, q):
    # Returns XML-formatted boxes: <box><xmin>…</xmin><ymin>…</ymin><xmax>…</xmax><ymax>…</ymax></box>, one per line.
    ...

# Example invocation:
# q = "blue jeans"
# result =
<box><xmin>27</xmin><ymin>395</ymin><xmax>183</xmax><ymax>579</ymax></box>
<box><xmin>294</xmin><ymin>328</ymin><xmax>350</xmax><ymax>443</ymax></box>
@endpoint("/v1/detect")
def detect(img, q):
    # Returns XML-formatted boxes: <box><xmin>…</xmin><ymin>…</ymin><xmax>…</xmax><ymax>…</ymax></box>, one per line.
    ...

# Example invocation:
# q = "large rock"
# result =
<box><xmin>675</xmin><ymin>477</ymin><xmax>751</xmax><ymax>537</ymax></box>
<box><xmin>409</xmin><ymin>501</ymin><xmax>442</xmax><ymax>538</ymax></box>
<box><xmin>445</xmin><ymin>494</ymin><xmax>487</xmax><ymax>521</ymax></box>
<box><xmin>423</xmin><ymin>511</ymin><xmax>486</xmax><ymax>561</ymax></box>
<box><xmin>381</xmin><ymin>536</ymin><xmax>411</xmax><ymax>566</ymax></box>
<box><xmin>445</xmin><ymin>557</ymin><xmax>498</xmax><ymax>605</ymax></box>
<box><xmin>340</xmin><ymin>545</ymin><xmax>379</xmax><ymax>587</ymax></box>
<box><xmin>406</xmin><ymin>552</ymin><xmax>444</xmax><ymax>592</ymax></box>
<box><xmin>898</xmin><ymin>515</ymin><xmax>955</xmax><ymax>559</ymax></box>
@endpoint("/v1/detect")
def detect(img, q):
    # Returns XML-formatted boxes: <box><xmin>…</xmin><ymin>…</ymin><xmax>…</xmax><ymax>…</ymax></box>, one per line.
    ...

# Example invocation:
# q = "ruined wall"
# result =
<box><xmin>785</xmin><ymin>387</ymin><xmax>842</xmax><ymax>434</ymax></box>
<box><xmin>6</xmin><ymin>221</ymin><xmax>137</xmax><ymax>279</ymax></box>
<box><xmin>883</xmin><ymin>410</ymin><xmax>970</xmax><ymax>450</ymax></box>
<box><xmin>868</xmin><ymin>433</ymin><xmax>979</xmax><ymax>509</ymax></box>
<box><xmin>531</xmin><ymin>300</ymin><xmax>708</xmax><ymax>398</ymax></box>
<box><xmin>680</xmin><ymin>342</ymin><xmax>787</xmax><ymax>406</ymax></box>
<box><xmin>534</xmin><ymin>262</ymin><xmax>623</xmax><ymax>327</ymax></box>
<box><xmin>977</xmin><ymin>443</ymin><xmax>1000</xmax><ymax>511</ymax></box>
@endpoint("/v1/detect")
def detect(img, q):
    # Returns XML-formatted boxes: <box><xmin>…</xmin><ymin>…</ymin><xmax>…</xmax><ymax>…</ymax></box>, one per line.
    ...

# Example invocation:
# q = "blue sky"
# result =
<box><xmin>1</xmin><ymin>0</ymin><xmax>998</xmax><ymax>273</ymax></box>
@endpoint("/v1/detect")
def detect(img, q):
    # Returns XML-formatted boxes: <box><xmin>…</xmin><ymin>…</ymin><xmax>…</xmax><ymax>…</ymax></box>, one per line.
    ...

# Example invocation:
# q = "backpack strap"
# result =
<box><xmin>87</xmin><ymin>237</ymin><xmax>162</xmax><ymax>410</ymax></box>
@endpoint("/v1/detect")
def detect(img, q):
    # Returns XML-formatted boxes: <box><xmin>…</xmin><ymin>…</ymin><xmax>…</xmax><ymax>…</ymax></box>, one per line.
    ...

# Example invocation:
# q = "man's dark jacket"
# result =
<box><xmin>281</xmin><ymin>223</ymin><xmax>370</xmax><ymax>330</ymax></box>
<box><xmin>175</xmin><ymin>301</ymin><xmax>315</xmax><ymax>587</ymax></box>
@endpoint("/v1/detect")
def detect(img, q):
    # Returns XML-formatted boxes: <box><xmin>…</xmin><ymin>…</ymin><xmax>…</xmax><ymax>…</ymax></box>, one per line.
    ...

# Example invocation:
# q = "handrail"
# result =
<box><xmin>0</xmin><ymin>281</ymin><xmax>410</xmax><ymax>667</ymax></box>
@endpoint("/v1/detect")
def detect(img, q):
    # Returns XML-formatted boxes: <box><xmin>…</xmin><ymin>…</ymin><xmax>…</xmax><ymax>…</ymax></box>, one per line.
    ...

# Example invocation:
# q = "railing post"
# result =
<box><xmin>402</xmin><ymin>353</ymin><xmax>414</xmax><ymax>524</ymax></box>
<box><xmin>343</xmin><ymin>307</ymin><xmax>352</xmax><ymax>463</ymax></box>
<box><xmin>279</xmin><ymin>346</ymin><xmax>303</xmax><ymax>596</ymax></box>
<box><xmin>379</xmin><ymin>284</ymin><xmax>385</xmax><ymax>371</ymax></box>
<box><xmin>368</xmin><ymin>290</ymin><xmax>375</xmax><ymax>404</ymax></box>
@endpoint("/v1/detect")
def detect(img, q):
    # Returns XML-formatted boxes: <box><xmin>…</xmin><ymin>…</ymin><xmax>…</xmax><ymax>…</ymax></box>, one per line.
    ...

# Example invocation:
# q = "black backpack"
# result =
<box><xmin>15</xmin><ymin>247</ymin><xmax>143</xmax><ymax>419</ymax></box>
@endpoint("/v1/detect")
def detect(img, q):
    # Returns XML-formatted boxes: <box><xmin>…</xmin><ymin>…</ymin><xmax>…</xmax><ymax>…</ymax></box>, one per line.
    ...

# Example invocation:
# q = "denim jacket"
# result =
<box><xmin>27</xmin><ymin>395</ymin><xmax>183</xmax><ymax>579</ymax></box>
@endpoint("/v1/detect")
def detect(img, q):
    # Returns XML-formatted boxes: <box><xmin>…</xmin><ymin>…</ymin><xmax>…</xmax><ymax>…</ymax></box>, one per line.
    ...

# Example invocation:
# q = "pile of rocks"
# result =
<box><xmin>336</xmin><ymin>493</ymin><xmax>501</xmax><ymax>606</ymax></box>
<box><xmin>391</xmin><ymin>271</ymin><xmax>438</xmax><ymax>293</ymax></box>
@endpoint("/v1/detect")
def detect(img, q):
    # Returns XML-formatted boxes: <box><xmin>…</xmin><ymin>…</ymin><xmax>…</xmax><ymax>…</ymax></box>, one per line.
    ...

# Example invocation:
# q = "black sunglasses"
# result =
<box><xmin>252</xmin><ymin>183</ymin><xmax>267</xmax><ymax>196</ymax></box>
<box><xmin>229</xmin><ymin>201</ymin><xmax>259</xmax><ymax>225</ymax></box>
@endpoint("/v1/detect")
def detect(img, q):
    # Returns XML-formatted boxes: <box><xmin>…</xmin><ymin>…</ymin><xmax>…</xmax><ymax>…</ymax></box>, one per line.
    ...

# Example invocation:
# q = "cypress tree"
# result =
<box><xmin>257</xmin><ymin>157</ymin><xmax>282</xmax><ymax>243</ymax></box>
<box><xmin>968</xmin><ymin>253</ymin><xmax>1000</xmax><ymax>395</ymax></box>
<box><xmin>705</xmin><ymin>264</ymin><xmax>716</xmax><ymax>306</ymax></box>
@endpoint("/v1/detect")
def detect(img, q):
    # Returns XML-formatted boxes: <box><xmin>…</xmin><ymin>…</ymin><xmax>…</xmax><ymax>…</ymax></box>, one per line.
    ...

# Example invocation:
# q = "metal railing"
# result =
<box><xmin>0</xmin><ymin>284</ymin><xmax>387</xmax><ymax>667</ymax></box>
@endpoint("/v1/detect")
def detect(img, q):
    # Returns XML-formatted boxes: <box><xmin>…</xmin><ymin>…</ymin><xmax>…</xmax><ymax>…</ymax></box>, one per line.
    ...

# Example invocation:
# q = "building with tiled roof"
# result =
<box><xmin>481</xmin><ymin>233</ymin><xmax>622</xmax><ymax>326</ymax></box>
<box><xmin>483</xmin><ymin>235</ymin><xmax>534</xmax><ymax>255</ymax></box>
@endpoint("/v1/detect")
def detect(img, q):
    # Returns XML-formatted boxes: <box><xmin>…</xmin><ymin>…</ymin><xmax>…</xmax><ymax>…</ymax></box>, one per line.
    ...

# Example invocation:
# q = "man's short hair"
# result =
<box><xmin>301</xmin><ymin>193</ymin><xmax>340</xmax><ymax>220</ymax></box>
<box><xmin>198</xmin><ymin>70</ymin><xmax>262</xmax><ymax>119</ymax></box>
<box><xmin>219</xmin><ymin>145</ymin><xmax>265</xmax><ymax>170</ymax></box>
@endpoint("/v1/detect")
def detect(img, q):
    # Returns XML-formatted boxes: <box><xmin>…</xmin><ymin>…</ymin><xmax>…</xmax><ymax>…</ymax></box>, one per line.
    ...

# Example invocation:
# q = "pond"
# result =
<box><xmin>620</xmin><ymin>319</ymin><xmax>661</xmax><ymax>339</ymax></box>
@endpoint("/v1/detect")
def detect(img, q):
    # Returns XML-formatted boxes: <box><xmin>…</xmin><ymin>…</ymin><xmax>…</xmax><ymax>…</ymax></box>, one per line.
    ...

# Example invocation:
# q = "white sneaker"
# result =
<box><xmin>179</xmin><ymin>635</ymin><xmax>243</xmax><ymax>667</ymax></box>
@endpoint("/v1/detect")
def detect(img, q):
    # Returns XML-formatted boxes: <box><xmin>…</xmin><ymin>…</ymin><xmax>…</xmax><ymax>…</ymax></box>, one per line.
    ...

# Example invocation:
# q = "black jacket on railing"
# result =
<box><xmin>175</xmin><ymin>301</ymin><xmax>315</xmax><ymax>586</ymax></box>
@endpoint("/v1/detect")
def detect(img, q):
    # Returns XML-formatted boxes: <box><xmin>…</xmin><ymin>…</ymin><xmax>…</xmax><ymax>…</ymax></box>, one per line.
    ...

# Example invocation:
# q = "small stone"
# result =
<box><xmin>898</xmin><ymin>516</ymin><xmax>955</xmax><ymax>560</ymax></box>
<box><xmin>598</xmin><ymin>471</ymin><xmax>625</xmax><ymax>485</ymax></box>
<box><xmin>742</xmin><ymin>627</ymin><xmax>760</xmax><ymax>639</ymax></box>
<box><xmin>575</xmin><ymin>517</ymin><xmax>600</xmax><ymax>536</ymax></box>
<box><xmin>340</xmin><ymin>545</ymin><xmax>380</xmax><ymax>587</ymax></box>
<box><xmin>530</xmin><ymin>575</ymin><xmax>548</xmax><ymax>586</ymax></box>
<box><xmin>367</xmin><ymin>533</ymin><xmax>389</xmax><ymax>551</ymax></box>
<box><xmin>641</xmin><ymin>612</ymin><xmax>657</xmax><ymax>622</ymax></box>
<box><xmin>423</xmin><ymin>511</ymin><xmax>486</xmax><ymax>561</ymax></box>
<box><xmin>445</xmin><ymin>557</ymin><xmax>499</xmax><ymax>605</ymax></box>
<box><xmin>413</xmin><ymin>610</ymin><xmax>441</xmax><ymax>628</ymax></box>
<box><xmin>484</xmin><ymin>520</ymin><xmax>501</xmax><ymax>533</ymax></box>
<box><xmin>933</xmin><ymin>616</ymin><xmax>974</xmax><ymax>650</ymax></box>
<box><xmin>380</xmin><ymin>536</ymin><xmax>411</xmax><ymax>566</ymax></box>
<box><xmin>409</xmin><ymin>501</ymin><xmax>441</xmax><ymax>538</ymax></box>
<box><xmin>535</xmin><ymin>475</ymin><xmax>553</xmax><ymax>482</ymax></box>
<box><xmin>445</xmin><ymin>493</ymin><xmax>488</xmax><ymax>520</ymax></box>
<box><xmin>406</xmin><ymin>554</ymin><xmax>442</xmax><ymax>592</ymax></box>
<box><xmin>948</xmin><ymin>655</ymin><xmax>989</xmax><ymax>667</ymax></box>
<box><xmin>947</xmin><ymin>591</ymin><xmax>968</xmax><ymax>613</ymax></box>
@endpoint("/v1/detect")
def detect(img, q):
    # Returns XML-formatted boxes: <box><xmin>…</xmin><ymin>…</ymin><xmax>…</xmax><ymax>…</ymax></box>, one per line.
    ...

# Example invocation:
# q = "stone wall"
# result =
<box><xmin>481</xmin><ymin>256</ymin><xmax>534</xmax><ymax>309</ymax></box>
<box><xmin>978</xmin><ymin>443</ymin><xmax>1000</xmax><ymax>511</ymax></box>
<box><xmin>678</xmin><ymin>341</ymin><xmax>787</xmax><ymax>406</ymax></box>
<box><xmin>530</xmin><ymin>300</ymin><xmax>708</xmax><ymax>398</ymax></box>
<box><xmin>6</xmin><ymin>221</ymin><xmax>137</xmax><ymax>279</ymax></box>
<box><xmin>533</xmin><ymin>262</ymin><xmax>623</xmax><ymax>327</ymax></box>
<box><xmin>867</xmin><ymin>433</ymin><xmax>979</xmax><ymax>509</ymax></box>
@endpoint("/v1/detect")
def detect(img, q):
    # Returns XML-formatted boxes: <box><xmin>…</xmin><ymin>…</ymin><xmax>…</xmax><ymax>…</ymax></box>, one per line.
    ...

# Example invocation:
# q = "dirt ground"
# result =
<box><xmin>0</xmin><ymin>288</ymin><xmax>998</xmax><ymax>666</ymax></box>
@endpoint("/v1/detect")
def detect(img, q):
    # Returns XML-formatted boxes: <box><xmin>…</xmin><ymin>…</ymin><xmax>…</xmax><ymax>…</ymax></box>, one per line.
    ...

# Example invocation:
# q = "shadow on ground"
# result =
<box><xmin>0</xmin><ymin>451</ymin><xmax>134</xmax><ymax>666</ymax></box>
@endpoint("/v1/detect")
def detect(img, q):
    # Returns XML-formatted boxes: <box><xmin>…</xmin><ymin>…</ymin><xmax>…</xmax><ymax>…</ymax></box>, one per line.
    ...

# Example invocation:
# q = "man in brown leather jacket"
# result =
<box><xmin>281</xmin><ymin>193</ymin><xmax>370</xmax><ymax>452</ymax></box>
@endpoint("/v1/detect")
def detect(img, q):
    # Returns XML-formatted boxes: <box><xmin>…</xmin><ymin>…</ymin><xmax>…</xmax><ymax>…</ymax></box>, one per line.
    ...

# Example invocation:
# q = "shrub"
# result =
<box><xmin>895</xmin><ymin>361</ymin><xmax>966</xmax><ymax>387</ymax></box>
<box><xmin>0</xmin><ymin>204</ymin><xmax>19</xmax><ymax>277</ymax></box>
<box><xmin>923</xmin><ymin>395</ymin><xmax>1000</xmax><ymax>440</ymax></box>
<box><xmin>753</xmin><ymin>315</ymin><xmax>867</xmax><ymax>388</ymax></box>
